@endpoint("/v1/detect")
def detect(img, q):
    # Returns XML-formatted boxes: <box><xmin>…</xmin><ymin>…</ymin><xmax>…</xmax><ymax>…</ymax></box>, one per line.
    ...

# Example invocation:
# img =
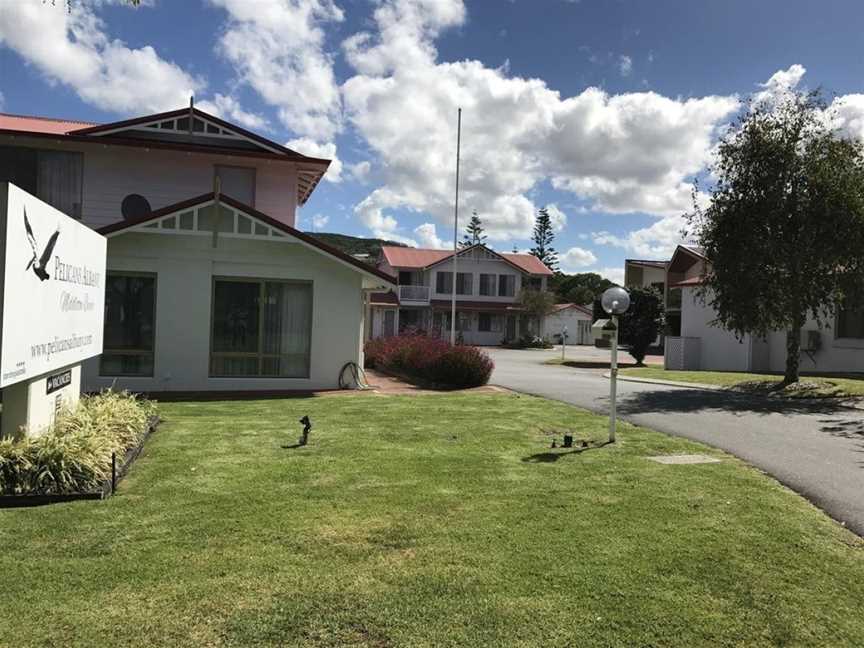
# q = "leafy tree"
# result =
<box><xmin>461</xmin><ymin>210</ymin><xmax>487</xmax><ymax>248</ymax></box>
<box><xmin>688</xmin><ymin>90</ymin><xmax>864</xmax><ymax>384</ymax></box>
<box><xmin>517</xmin><ymin>288</ymin><xmax>557</xmax><ymax>320</ymax></box>
<box><xmin>550</xmin><ymin>272</ymin><xmax>615</xmax><ymax>305</ymax></box>
<box><xmin>529</xmin><ymin>207</ymin><xmax>558</xmax><ymax>271</ymax></box>
<box><xmin>619</xmin><ymin>287</ymin><xmax>665</xmax><ymax>366</ymax></box>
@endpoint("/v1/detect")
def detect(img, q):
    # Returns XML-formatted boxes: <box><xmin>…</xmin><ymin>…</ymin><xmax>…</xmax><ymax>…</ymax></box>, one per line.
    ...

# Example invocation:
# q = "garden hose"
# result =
<box><xmin>339</xmin><ymin>361</ymin><xmax>371</xmax><ymax>390</ymax></box>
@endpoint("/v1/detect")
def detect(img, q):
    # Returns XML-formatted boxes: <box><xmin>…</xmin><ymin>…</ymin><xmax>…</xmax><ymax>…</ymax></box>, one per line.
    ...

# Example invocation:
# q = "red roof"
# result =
<box><xmin>380</xmin><ymin>245</ymin><xmax>553</xmax><ymax>276</ymax></box>
<box><xmin>0</xmin><ymin>113</ymin><xmax>98</xmax><ymax>134</ymax></box>
<box><xmin>98</xmin><ymin>193</ymin><xmax>396</xmax><ymax>285</ymax></box>
<box><xmin>552</xmin><ymin>303</ymin><xmax>593</xmax><ymax>316</ymax></box>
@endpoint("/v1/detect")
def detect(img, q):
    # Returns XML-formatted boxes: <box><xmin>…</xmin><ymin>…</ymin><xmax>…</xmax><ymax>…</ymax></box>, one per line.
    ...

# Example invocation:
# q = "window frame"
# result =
<box><xmin>836</xmin><ymin>306</ymin><xmax>864</xmax><ymax>340</ymax></box>
<box><xmin>436</xmin><ymin>271</ymin><xmax>453</xmax><ymax>294</ymax></box>
<box><xmin>99</xmin><ymin>271</ymin><xmax>158</xmax><ymax>377</ymax></box>
<box><xmin>498</xmin><ymin>274</ymin><xmax>516</xmax><ymax>297</ymax></box>
<box><xmin>456</xmin><ymin>272</ymin><xmax>473</xmax><ymax>296</ymax></box>
<box><xmin>479</xmin><ymin>273</ymin><xmax>497</xmax><ymax>296</ymax></box>
<box><xmin>0</xmin><ymin>145</ymin><xmax>84</xmax><ymax>219</ymax></box>
<box><xmin>209</xmin><ymin>276</ymin><xmax>314</xmax><ymax>379</ymax></box>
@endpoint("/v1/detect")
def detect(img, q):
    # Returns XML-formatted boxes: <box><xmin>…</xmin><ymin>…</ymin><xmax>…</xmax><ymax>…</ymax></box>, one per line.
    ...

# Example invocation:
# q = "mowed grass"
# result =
<box><xmin>620</xmin><ymin>367</ymin><xmax>864</xmax><ymax>398</ymax></box>
<box><xmin>1</xmin><ymin>394</ymin><xmax>863</xmax><ymax>647</ymax></box>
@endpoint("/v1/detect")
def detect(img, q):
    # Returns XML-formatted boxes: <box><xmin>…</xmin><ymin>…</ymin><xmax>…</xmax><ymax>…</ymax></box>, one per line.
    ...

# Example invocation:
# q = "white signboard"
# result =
<box><xmin>0</xmin><ymin>183</ymin><xmax>106</xmax><ymax>388</ymax></box>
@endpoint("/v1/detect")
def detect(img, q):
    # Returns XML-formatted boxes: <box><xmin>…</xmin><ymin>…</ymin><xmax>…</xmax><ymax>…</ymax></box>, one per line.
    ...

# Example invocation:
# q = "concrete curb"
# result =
<box><xmin>608</xmin><ymin>373</ymin><xmax>864</xmax><ymax>412</ymax></box>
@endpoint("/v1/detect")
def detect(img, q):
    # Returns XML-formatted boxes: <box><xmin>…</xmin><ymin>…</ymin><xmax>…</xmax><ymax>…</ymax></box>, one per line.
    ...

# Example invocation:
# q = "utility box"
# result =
<box><xmin>591</xmin><ymin>318</ymin><xmax>616</xmax><ymax>346</ymax></box>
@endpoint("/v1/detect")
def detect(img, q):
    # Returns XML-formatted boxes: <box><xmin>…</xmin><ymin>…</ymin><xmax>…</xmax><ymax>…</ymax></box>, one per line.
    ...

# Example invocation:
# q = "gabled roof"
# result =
<box><xmin>625</xmin><ymin>259</ymin><xmax>668</xmax><ymax>270</ymax></box>
<box><xmin>668</xmin><ymin>244</ymin><xmax>707</xmax><ymax>274</ymax></box>
<box><xmin>380</xmin><ymin>244</ymin><xmax>554</xmax><ymax>276</ymax></box>
<box><xmin>0</xmin><ymin>107</ymin><xmax>330</xmax><ymax>205</ymax></box>
<box><xmin>98</xmin><ymin>193</ymin><xmax>395</xmax><ymax>286</ymax></box>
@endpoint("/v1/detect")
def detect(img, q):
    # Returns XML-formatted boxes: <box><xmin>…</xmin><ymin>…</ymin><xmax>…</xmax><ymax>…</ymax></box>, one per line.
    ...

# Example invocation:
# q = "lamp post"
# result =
<box><xmin>561</xmin><ymin>324</ymin><xmax>567</xmax><ymax>361</ymax></box>
<box><xmin>601</xmin><ymin>287</ymin><xmax>631</xmax><ymax>443</ymax></box>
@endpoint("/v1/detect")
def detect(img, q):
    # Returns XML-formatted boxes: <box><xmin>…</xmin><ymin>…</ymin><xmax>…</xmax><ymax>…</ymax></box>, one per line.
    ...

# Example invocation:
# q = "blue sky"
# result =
<box><xmin>3</xmin><ymin>0</ymin><xmax>864</xmax><ymax>282</ymax></box>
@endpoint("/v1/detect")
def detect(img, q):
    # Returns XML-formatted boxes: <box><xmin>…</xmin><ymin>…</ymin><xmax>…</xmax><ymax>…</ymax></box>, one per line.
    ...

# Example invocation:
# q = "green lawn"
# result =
<box><xmin>620</xmin><ymin>367</ymin><xmax>864</xmax><ymax>398</ymax></box>
<box><xmin>2</xmin><ymin>394</ymin><xmax>863</xmax><ymax>647</ymax></box>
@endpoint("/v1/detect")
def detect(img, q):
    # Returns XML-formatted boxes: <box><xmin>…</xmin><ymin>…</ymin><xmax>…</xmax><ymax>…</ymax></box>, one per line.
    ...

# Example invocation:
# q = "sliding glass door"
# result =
<box><xmin>210</xmin><ymin>278</ymin><xmax>313</xmax><ymax>378</ymax></box>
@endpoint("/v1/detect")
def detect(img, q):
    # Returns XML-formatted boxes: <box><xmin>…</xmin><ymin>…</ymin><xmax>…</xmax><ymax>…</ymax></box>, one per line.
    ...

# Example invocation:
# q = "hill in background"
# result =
<box><xmin>306</xmin><ymin>232</ymin><xmax>407</xmax><ymax>261</ymax></box>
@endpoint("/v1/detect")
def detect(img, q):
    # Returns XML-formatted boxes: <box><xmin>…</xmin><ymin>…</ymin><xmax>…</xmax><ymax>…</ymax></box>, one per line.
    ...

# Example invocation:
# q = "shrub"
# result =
<box><xmin>0</xmin><ymin>391</ymin><xmax>156</xmax><ymax>495</ymax></box>
<box><xmin>501</xmin><ymin>334</ymin><xmax>553</xmax><ymax>349</ymax></box>
<box><xmin>364</xmin><ymin>332</ymin><xmax>493</xmax><ymax>388</ymax></box>
<box><xmin>427</xmin><ymin>345</ymin><xmax>494</xmax><ymax>388</ymax></box>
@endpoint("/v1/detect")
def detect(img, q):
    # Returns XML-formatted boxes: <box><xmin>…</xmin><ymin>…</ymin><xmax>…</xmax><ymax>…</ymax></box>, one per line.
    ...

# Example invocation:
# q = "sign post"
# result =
<box><xmin>0</xmin><ymin>183</ymin><xmax>106</xmax><ymax>438</ymax></box>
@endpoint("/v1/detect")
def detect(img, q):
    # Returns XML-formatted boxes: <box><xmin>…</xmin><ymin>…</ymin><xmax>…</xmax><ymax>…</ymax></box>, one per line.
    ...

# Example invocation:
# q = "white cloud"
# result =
<box><xmin>0</xmin><ymin>1</ymin><xmax>203</xmax><ymax>114</ymax></box>
<box><xmin>618</xmin><ymin>55</ymin><xmax>633</xmax><ymax>77</ymax></box>
<box><xmin>197</xmin><ymin>93</ymin><xmax>269</xmax><ymax>131</ymax></box>
<box><xmin>285</xmin><ymin>137</ymin><xmax>342</xmax><ymax>182</ymax></box>
<box><xmin>210</xmin><ymin>0</ymin><xmax>344</xmax><ymax>141</ymax></box>
<box><xmin>559</xmin><ymin>246</ymin><xmax>598</xmax><ymax>271</ymax></box>
<box><xmin>752</xmin><ymin>63</ymin><xmax>806</xmax><ymax>108</ymax></box>
<box><xmin>593</xmin><ymin>266</ymin><xmax>625</xmax><ymax>285</ymax></box>
<box><xmin>348</xmin><ymin>160</ymin><xmax>372</xmax><ymax>182</ymax></box>
<box><xmin>342</xmin><ymin>0</ymin><xmax>739</xmax><ymax>243</ymax></box>
<box><xmin>413</xmin><ymin>222</ymin><xmax>447</xmax><ymax>248</ymax></box>
<box><xmin>310</xmin><ymin>213</ymin><xmax>330</xmax><ymax>230</ymax></box>
<box><xmin>545</xmin><ymin>204</ymin><xmax>567</xmax><ymax>232</ymax></box>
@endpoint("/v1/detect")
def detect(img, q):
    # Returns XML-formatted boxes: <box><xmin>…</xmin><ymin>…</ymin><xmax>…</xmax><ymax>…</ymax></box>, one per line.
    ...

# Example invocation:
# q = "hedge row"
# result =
<box><xmin>365</xmin><ymin>333</ymin><xmax>494</xmax><ymax>388</ymax></box>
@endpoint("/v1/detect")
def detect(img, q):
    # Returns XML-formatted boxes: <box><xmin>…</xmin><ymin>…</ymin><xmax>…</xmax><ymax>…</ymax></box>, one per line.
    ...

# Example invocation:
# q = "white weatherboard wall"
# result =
<box><xmin>1</xmin><ymin>136</ymin><xmax>299</xmax><ymax>229</ymax></box>
<box><xmin>83</xmin><ymin>232</ymin><xmax>365</xmax><ymax>392</ymax></box>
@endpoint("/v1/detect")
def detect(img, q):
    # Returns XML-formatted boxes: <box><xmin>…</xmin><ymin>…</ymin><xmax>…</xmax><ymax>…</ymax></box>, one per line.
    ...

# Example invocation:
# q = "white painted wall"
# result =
<box><xmin>680</xmin><ymin>287</ymin><xmax>753</xmax><ymax>371</ymax></box>
<box><xmin>82</xmin><ymin>232</ymin><xmax>364</xmax><ymax>392</ymax></box>
<box><xmin>544</xmin><ymin>308</ymin><xmax>593</xmax><ymax>345</ymax></box>
<box><xmin>763</xmin><ymin>314</ymin><xmax>864</xmax><ymax>374</ymax></box>
<box><xmin>1</xmin><ymin>135</ymin><xmax>299</xmax><ymax>229</ymax></box>
<box><xmin>680</xmin><ymin>288</ymin><xmax>864</xmax><ymax>373</ymax></box>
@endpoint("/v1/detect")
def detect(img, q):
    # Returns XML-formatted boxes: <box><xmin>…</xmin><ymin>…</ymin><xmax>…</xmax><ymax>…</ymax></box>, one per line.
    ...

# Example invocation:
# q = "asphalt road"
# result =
<box><xmin>488</xmin><ymin>347</ymin><xmax>864</xmax><ymax>536</ymax></box>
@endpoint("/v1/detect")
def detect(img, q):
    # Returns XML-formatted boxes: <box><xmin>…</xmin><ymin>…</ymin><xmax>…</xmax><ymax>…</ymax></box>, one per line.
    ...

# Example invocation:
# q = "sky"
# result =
<box><xmin>3</xmin><ymin>0</ymin><xmax>864</xmax><ymax>285</ymax></box>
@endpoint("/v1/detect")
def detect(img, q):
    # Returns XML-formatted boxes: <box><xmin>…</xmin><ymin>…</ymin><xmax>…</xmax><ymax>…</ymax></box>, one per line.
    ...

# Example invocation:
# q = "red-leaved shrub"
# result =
<box><xmin>364</xmin><ymin>332</ymin><xmax>493</xmax><ymax>388</ymax></box>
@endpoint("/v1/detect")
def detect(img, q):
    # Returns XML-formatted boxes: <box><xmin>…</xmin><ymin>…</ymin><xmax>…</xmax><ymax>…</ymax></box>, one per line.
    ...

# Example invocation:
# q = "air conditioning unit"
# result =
<box><xmin>800</xmin><ymin>329</ymin><xmax>821</xmax><ymax>352</ymax></box>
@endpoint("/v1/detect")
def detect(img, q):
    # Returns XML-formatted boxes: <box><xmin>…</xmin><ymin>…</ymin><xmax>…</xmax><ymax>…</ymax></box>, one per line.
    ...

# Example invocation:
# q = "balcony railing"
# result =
<box><xmin>398</xmin><ymin>285</ymin><xmax>431</xmax><ymax>304</ymax></box>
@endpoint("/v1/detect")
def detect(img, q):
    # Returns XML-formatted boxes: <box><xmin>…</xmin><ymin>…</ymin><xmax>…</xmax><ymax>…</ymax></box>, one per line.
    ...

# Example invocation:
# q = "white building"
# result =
<box><xmin>662</xmin><ymin>245</ymin><xmax>864</xmax><ymax>373</ymax></box>
<box><xmin>368</xmin><ymin>244</ymin><xmax>554</xmax><ymax>346</ymax></box>
<box><xmin>543</xmin><ymin>303</ymin><xmax>594</xmax><ymax>345</ymax></box>
<box><xmin>0</xmin><ymin>106</ymin><xmax>394</xmax><ymax>393</ymax></box>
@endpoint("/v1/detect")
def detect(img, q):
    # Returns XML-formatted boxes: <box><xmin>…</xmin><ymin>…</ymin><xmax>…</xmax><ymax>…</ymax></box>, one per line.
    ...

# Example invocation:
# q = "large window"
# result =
<box><xmin>101</xmin><ymin>273</ymin><xmax>156</xmax><ymax>376</ymax></box>
<box><xmin>456</xmin><ymin>272</ymin><xmax>473</xmax><ymax>295</ymax></box>
<box><xmin>0</xmin><ymin>146</ymin><xmax>83</xmax><ymax>218</ymax></box>
<box><xmin>479</xmin><ymin>273</ymin><xmax>497</xmax><ymax>296</ymax></box>
<box><xmin>436</xmin><ymin>271</ymin><xmax>453</xmax><ymax>294</ymax></box>
<box><xmin>498</xmin><ymin>274</ymin><xmax>516</xmax><ymax>297</ymax></box>
<box><xmin>478</xmin><ymin>313</ymin><xmax>502</xmax><ymax>332</ymax></box>
<box><xmin>210</xmin><ymin>279</ymin><xmax>312</xmax><ymax>377</ymax></box>
<box><xmin>837</xmin><ymin>307</ymin><xmax>864</xmax><ymax>339</ymax></box>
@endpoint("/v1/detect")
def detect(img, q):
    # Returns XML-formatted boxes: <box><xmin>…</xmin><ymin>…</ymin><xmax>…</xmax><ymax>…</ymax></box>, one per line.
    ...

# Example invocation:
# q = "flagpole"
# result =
<box><xmin>450</xmin><ymin>107</ymin><xmax>462</xmax><ymax>345</ymax></box>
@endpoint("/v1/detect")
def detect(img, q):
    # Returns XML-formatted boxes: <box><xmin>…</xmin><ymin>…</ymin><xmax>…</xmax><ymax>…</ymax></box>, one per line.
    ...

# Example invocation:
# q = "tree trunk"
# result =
<box><xmin>784</xmin><ymin>319</ymin><xmax>803</xmax><ymax>385</ymax></box>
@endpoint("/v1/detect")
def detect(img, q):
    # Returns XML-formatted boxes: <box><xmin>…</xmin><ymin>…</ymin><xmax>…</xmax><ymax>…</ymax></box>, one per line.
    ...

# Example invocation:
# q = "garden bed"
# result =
<box><xmin>0</xmin><ymin>414</ymin><xmax>159</xmax><ymax>507</ymax></box>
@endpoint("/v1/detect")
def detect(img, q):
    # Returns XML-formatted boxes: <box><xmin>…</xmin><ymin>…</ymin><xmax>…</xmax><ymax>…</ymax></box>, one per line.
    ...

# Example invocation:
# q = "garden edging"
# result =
<box><xmin>0</xmin><ymin>415</ymin><xmax>161</xmax><ymax>508</ymax></box>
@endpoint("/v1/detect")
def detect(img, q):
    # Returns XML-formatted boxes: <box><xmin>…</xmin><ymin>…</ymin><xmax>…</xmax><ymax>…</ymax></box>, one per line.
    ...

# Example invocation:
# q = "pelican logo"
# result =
<box><xmin>23</xmin><ymin>207</ymin><xmax>60</xmax><ymax>282</ymax></box>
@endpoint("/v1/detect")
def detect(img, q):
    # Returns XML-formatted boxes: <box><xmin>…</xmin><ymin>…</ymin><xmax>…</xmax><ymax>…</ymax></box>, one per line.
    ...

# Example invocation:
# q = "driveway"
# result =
<box><xmin>488</xmin><ymin>347</ymin><xmax>864</xmax><ymax>536</ymax></box>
